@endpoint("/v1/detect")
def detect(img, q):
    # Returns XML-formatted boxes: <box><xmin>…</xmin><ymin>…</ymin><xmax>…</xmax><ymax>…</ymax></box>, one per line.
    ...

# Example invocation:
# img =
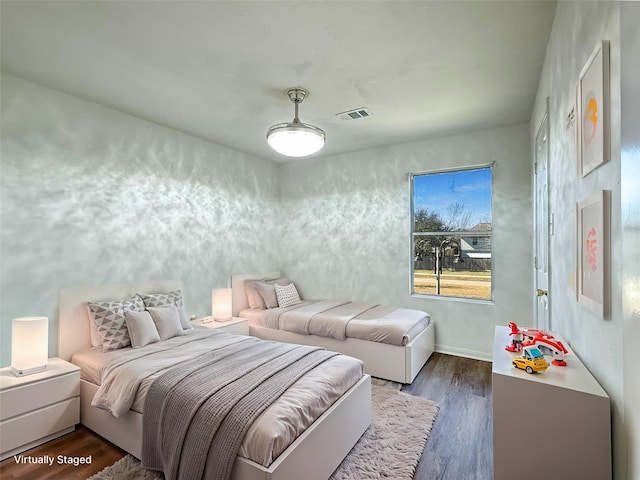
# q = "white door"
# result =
<box><xmin>534</xmin><ymin>103</ymin><xmax>550</xmax><ymax>331</ymax></box>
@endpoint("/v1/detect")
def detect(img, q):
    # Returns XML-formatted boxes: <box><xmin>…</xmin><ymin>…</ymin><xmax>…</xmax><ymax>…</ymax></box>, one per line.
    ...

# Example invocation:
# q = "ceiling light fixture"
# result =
<box><xmin>267</xmin><ymin>88</ymin><xmax>325</xmax><ymax>157</ymax></box>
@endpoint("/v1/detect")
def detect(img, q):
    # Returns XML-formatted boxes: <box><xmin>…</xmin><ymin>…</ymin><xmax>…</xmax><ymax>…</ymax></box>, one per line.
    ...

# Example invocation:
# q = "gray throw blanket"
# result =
<box><xmin>142</xmin><ymin>336</ymin><xmax>338</xmax><ymax>480</ymax></box>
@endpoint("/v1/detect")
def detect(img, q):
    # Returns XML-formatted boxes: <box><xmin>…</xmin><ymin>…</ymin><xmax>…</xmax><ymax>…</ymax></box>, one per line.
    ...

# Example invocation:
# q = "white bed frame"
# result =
<box><xmin>57</xmin><ymin>280</ymin><xmax>371</xmax><ymax>480</ymax></box>
<box><xmin>231</xmin><ymin>273</ymin><xmax>435</xmax><ymax>384</ymax></box>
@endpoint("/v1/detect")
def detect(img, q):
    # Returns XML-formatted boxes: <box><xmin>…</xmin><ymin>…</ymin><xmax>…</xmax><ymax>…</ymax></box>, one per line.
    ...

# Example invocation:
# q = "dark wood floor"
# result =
<box><xmin>404</xmin><ymin>353</ymin><xmax>493</xmax><ymax>480</ymax></box>
<box><xmin>0</xmin><ymin>425</ymin><xmax>126</xmax><ymax>479</ymax></box>
<box><xmin>0</xmin><ymin>353</ymin><xmax>492</xmax><ymax>480</ymax></box>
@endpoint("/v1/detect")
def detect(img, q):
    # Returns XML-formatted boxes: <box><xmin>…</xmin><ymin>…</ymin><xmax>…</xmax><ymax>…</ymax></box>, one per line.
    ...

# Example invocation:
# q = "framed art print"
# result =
<box><xmin>577</xmin><ymin>41</ymin><xmax>610</xmax><ymax>177</ymax></box>
<box><xmin>577</xmin><ymin>190</ymin><xmax>609</xmax><ymax>317</ymax></box>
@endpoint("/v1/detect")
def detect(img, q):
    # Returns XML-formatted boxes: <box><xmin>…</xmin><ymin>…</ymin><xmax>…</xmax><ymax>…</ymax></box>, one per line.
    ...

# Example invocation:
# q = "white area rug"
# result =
<box><xmin>88</xmin><ymin>383</ymin><xmax>438</xmax><ymax>480</ymax></box>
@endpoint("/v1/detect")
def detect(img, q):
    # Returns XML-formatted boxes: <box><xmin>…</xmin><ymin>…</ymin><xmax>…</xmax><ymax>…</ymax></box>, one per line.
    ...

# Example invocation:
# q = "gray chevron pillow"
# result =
<box><xmin>87</xmin><ymin>296</ymin><xmax>145</xmax><ymax>351</ymax></box>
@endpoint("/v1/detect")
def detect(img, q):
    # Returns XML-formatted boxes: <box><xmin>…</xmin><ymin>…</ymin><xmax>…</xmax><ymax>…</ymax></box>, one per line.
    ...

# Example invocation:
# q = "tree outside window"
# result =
<box><xmin>411</xmin><ymin>166</ymin><xmax>493</xmax><ymax>301</ymax></box>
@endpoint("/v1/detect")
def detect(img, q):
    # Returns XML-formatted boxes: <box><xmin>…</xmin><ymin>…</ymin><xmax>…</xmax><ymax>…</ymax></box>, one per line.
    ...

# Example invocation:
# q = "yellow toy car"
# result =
<box><xmin>512</xmin><ymin>346</ymin><xmax>549</xmax><ymax>374</ymax></box>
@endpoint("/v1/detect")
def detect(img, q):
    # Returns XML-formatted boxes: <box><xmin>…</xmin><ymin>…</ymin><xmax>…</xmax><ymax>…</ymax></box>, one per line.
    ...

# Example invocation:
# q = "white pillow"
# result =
<box><xmin>147</xmin><ymin>306</ymin><xmax>184</xmax><ymax>340</ymax></box>
<box><xmin>125</xmin><ymin>310</ymin><xmax>160</xmax><ymax>348</ymax></box>
<box><xmin>245</xmin><ymin>279</ymin><xmax>267</xmax><ymax>309</ymax></box>
<box><xmin>275</xmin><ymin>283</ymin><xmax>302</xmax><ymax>308</ymax></box>
<box><xmin>254</xmin><ymin>282</ymin><xmax>279</xmax><ymax>308</ymax></box>
<box><xmin>139</xmin><ymin>290</ymin><xmax>192</xmax><ymax>330</ymax></box>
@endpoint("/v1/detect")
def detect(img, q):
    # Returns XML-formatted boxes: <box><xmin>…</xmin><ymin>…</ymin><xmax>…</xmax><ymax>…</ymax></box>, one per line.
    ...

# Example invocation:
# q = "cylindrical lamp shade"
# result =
<box><xmin>12</xmin><ymin>317</ymin><xmax>48</xmax><ymax>376</ymax></box>
<box><xmin>212</xmin><ymin>288</ymin><xmax>232</xmax><ymax>321</ymax></box>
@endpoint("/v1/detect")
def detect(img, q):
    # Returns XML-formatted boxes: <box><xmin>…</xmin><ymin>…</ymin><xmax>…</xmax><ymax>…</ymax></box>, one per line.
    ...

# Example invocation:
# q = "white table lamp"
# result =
<box><xmin>212</xmin><ymin>288</ymin><xmax>232</xmax><ymax>322</ymax></box>
<box><xmin>12</xmin><ymin>316</ymin><xmax>49</xmax><ymax>376</ymax></box>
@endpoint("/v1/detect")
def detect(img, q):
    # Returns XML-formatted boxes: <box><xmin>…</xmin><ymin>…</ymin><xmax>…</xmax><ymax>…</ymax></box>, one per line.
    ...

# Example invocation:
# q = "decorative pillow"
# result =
<box><xmin>253</xmin><ymin>278</ymin><xmax>290</xmax><ymax>309</ymax></box>
<box><xmin>87</xmin><ymin>296</ymin><xmax>145</xmax><ymax>350</ymax></box>
<box><xmin>139</xmin><ymin>290</ymin><xmax>191</xmax><ymax>330</ymax></box>
<box><xmin>125</xmin><ymin>310</ymin><xmax>160</xmax><ymax>348</ymax></box>
<box><xmin>147</xmin><ymin>306</ymin><xmax>184</xmax><ymax>340</ymax></box>
<box><xmin>245</xmin><ymin>279</ymin><xmax>266</xmax><ymax>309</ymax></box>
<box><xmin>87</xmin><ymin>304</ymin><xmax>103</xmax><ymax>347</ymax></box>
<box><xmin>275</xmin><ymin>283</ymin><xmax>302</xmax><ymax>308</ymax></box>
<box><xmin>254</xmin><ymin>282</ymin><xmax>279</xmax><ymax>308</ymax></box>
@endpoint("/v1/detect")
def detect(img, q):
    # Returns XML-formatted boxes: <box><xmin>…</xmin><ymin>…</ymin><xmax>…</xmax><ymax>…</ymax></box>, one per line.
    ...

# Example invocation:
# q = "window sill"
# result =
<box><xmin>410</xmin><ymin>293</ymin><xmax>495</xmax><ymax>305</ymax></box>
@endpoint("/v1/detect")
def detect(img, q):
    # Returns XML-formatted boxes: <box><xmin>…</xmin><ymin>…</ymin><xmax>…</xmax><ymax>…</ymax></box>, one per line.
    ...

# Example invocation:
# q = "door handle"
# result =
<box><xmin>536</xmin><ymin>289</ymin><xmax>548</xmax><ymax>297</ymax></box>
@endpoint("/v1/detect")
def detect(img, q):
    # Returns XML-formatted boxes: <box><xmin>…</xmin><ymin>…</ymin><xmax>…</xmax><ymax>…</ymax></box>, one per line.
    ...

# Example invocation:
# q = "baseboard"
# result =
<box><xmin>435</xmin><ymin>345</ymin><xmax>492</xmax><ymax>363</ymax></box>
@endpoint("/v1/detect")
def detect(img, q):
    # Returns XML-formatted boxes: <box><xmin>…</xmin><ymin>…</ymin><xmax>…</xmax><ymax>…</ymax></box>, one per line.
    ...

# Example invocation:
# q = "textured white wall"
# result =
<box><xmin>529</xmin><ymin>2</ymin><xmax>629</xmax><ymax>479</ymax></box>
<box><xmin>0</xmin><ymin>74</ymin><xmax>280</xmax><ymax>366</ymax></box>
<box><xmin>620</xmin><ymin>3</ymin><xmax>640</xmax><ymax>479</ymax></box>
<box><xmin>278</xmin><ymin>123</ymin><xmax>533</xmax><ymax>360</ymax></box>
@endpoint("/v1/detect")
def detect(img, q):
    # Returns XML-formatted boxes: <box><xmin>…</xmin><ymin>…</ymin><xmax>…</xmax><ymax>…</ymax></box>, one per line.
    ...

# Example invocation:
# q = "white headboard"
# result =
<box><xmin>231</xmin><ymin>272</ymin><xmax>279</xmax><ymax>317</ymax></box>
<box><xmin>57</xmin><ymin>280</ymin><xmax>180</xmax><ymax>361</ymax></box>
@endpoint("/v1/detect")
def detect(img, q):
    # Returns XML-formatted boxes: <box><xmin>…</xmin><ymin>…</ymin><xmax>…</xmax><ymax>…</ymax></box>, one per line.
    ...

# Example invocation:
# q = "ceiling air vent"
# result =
<box><xmin>336</xmin><ymin>107</ymin><xmax>373</xmax><ymax>122</ymax></box>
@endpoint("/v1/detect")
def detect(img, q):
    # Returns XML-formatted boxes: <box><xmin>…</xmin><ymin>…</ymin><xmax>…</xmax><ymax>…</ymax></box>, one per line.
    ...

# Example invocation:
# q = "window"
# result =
<box><xmin>411</xmin><ymin>166</ymin><xmax>493</xmax><ymax>301</ymax></box>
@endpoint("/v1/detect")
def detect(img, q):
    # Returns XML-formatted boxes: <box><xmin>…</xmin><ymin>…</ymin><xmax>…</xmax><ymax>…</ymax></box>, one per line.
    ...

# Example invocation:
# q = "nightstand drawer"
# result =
<box><xmin>0</xmin><ymin>371</ymin><xmax>80</xmax><ymax>420</ymax></box>
<box><xmin>0</xmin><ymin>397</ymin><xmax>80</xmax><ymax>454</ymax></box>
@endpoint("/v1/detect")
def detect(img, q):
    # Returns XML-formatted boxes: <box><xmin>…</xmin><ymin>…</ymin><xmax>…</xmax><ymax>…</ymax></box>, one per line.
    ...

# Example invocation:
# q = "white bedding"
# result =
<box><xmin>71</xmin><ymin>328</ymin><xmax>363</xmax><ymax>466</ymax></box>
<box><xmin>240</xmin><ymin>300</ymin><xmax>431</xmax><ymax>346</ymax></box>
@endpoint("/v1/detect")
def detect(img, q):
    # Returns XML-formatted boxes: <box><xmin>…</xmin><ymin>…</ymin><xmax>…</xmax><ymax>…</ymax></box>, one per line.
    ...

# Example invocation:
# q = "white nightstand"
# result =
<box><xmin>0</xmin><ymin>357</ymin><xmax>80</xmax><ymax>460</ymax></box>
<box><xmin>191</xmin><ymin>317</ymin><xmax>249</xmax><ymax>336</ymax></box>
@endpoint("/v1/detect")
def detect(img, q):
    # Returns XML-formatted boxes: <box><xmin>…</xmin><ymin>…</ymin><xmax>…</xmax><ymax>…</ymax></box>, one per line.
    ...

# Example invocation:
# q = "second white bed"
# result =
<box><xmin>232</xmin><ymin>272</ymin><xmax>436</xmax><ymax>384</ymax></box>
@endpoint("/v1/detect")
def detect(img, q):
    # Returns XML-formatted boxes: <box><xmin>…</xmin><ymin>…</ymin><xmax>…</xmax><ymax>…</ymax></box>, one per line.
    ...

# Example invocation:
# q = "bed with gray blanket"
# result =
<box><xmin>58</xmin><ymin>280</ymin><xmax>371</xmax><ymax>480</ymax></box>
<box><xmin>141</xmin><ymin>335</ymin><xmax>340</xmax><ymax>479</ymax></box>
<box><xmin>232</xmin><ymin>272</ymin><xmax>436</xmax><ymax>384</ymax></box>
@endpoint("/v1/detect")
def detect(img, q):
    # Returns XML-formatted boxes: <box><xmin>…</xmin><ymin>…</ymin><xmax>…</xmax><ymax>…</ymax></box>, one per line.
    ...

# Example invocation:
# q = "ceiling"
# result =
<box><xmin>0</xmin><ymin>1</ymin><xmax>556</xmax><ymax>163</ymax></box>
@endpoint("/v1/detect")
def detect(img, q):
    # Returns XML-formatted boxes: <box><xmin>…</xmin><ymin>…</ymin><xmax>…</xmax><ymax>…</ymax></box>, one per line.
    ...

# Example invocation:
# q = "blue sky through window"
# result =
<box><xmin>414</xmin><ymin>167</ymin><xmax>492</xmax><ymax>228</ymax></box>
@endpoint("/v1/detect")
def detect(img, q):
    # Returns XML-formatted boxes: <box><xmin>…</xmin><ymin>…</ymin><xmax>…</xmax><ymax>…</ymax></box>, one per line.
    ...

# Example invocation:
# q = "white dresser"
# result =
<box><xmin>492</xmin><ymin>326</ymin><xmax>611</xmax><ymax>480</ymax></box>
<box><xmin>0</xmin><ymin>357</ymin><xmax>80</xmax><ymax>460</ymax></box>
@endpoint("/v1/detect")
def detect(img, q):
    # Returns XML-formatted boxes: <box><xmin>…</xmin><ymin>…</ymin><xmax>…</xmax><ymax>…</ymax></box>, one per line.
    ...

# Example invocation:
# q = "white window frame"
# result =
<box><xmin>410</xmin><ymin>164</ymin><xmax>494</xmax><ymax>303</ymax></box>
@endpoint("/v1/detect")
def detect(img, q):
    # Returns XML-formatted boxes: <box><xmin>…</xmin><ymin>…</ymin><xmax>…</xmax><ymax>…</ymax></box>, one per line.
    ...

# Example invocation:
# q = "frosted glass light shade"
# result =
<box><xmin>12</xmin><ymin>316</ymin><xmax>48</xmax><ymax>376</ymax></box>
<box><xmin>212</xmin><ymin>288</ymin><xmax>232</xmax><ymax>320</ymax></box>
<box><xmin>267</xmin><ymin>123</ymin><xmax>325</xmax><ymax>157</ymax></box>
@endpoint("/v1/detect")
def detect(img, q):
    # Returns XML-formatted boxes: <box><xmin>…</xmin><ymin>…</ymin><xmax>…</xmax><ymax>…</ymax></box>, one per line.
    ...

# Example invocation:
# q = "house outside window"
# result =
<box><xmin>411</xmin><ymin>166</ymin><xmax>493</xmax><ymax>301</ymax></box>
